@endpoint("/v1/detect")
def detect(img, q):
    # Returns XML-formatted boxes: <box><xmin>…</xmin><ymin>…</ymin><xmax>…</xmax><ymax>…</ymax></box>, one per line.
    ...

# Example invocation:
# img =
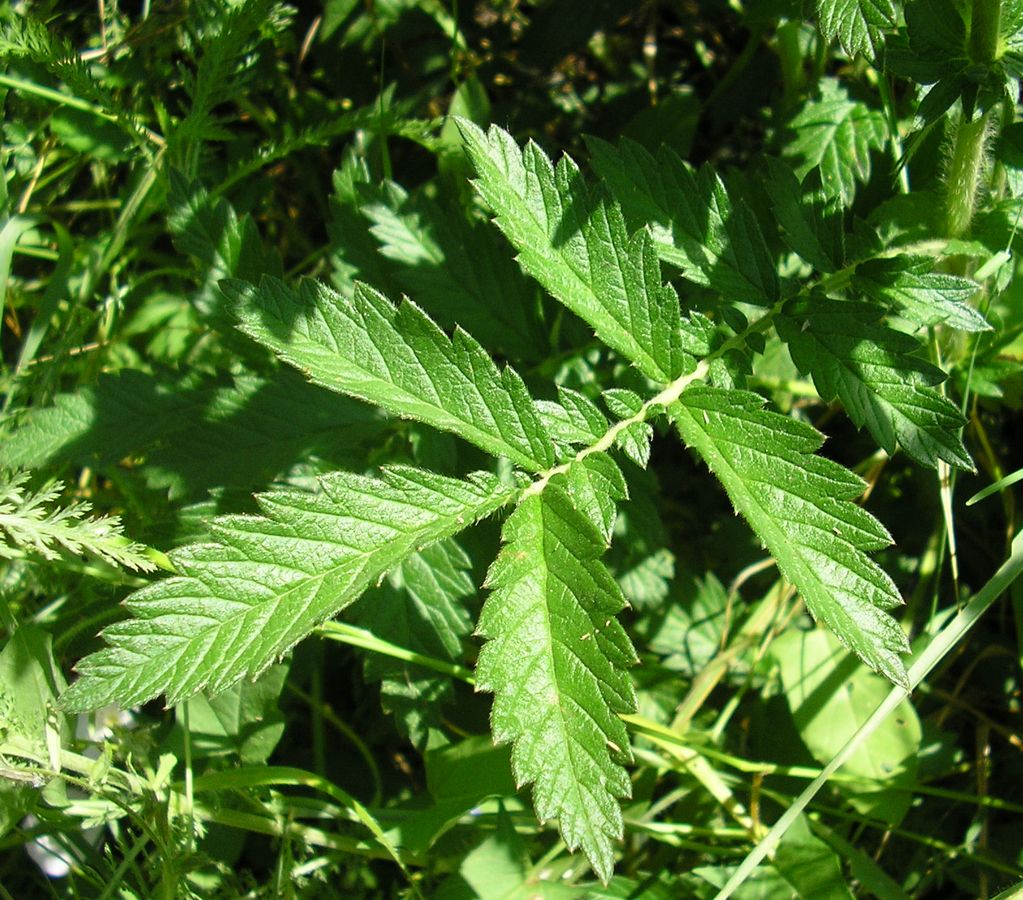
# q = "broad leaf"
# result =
<box><xmin>0</xmin><ymin>369</ymin><xmax>381</xmax><ymax>499</ymax></box>
<box><xmin>784</xmin><ymin>79</ymin><xmax>888</xmax><ymax>206</ymax></box>
<box><xmin>475</xmin><ymin>457</ymin><xmax>637</xmax><ymax>882</ymax></box>
<box><xmin>587</xmin><ymin>136</ymin><xmax>779</xmax><ymax>304</ymax></box>
<box><xmin>61</xmin><ymin>467</ymin><xmax>516</xmax><ymax>711</ymax></box>
<box><xmin>816</xmin><ymin>0</ymin><xmax>897</xmax><ymax>58</ymax></box>
<box><xmin>224</xmin><ymin>277</ymin><xmax>556</xmax><ymax>472</ymax></box>
<box><xmin>763</xmin><ymin>159</ymin><xmax>845</xmax><ymax>272</ymax></box>
<box><xmin>776</xmin><ymin>297</ymin><xmax>973</xmax><ymax>469</ymax></box>
<box><xmin>669</xmin><ymin>387</ymin><xmax>910</xmax><ymax>687</ymax></box>
<box><xmin>457</xmin><ymin>120</ymin><xmax>690</xmax><ymax>383</ymax></box>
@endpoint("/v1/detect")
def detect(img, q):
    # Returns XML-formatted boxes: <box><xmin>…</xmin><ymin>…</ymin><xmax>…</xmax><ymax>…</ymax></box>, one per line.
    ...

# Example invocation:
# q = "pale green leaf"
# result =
<box><xmin>0</xmin><ymin>471</ymin><xmax>156</xmax><ymax>572</ymax></box>
<box><xmin>777</xmin><ymin>297</ymin><xmax>973</xmax><ymax>469</ymax></box>
<box><xmin>586</xmin><ymin>136</ymin><xmax>779</xmax><ymax>304</ymax></box>
<box><xmin>784</xmin><ymin>79</ymin><xmax>888</xmax><ymax>205</ymax></box>
<box><xmin>475</xmin><ymin>462</ymin><xmax>637</xmax><ymax>882</ymax></box>
<box><xmin>669</xmin><ymin>388</ymin><xmax>910</xmax><ymax>687</ymax></box>
<box><xmin>816</xmin><ymin>0</ymin><xmax>897</xmax><ymax>57</ymax></box>
<box><xmin>61</xmin><ymin>467</ymin><xmax>516</xmax><ymax>711</ymax></box>
<box><xmin>773</xmin><ymin>629</ymin><xmax>921</xmax><ymax>823</ymax></box>
<box><xmin>224</xmin><ymin>277</ymin><xmax>556</xmax><ymax>472</ymax></box>
<box><xmin>457</xmin><ymin>120</ymin><xmax>690</xmax><ymax>382</ymax></box>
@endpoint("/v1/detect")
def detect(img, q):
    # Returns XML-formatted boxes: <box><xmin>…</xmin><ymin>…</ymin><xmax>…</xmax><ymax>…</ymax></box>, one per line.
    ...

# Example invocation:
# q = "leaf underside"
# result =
<box><xmin>816</xmin><ymin>0</ymin><xmax>897</xmax><ymax>58</ymax></box>
<box><xmin>62</xmin><ymin>467</ymin><xmax>515</xmax><ymax>711</ymax></box>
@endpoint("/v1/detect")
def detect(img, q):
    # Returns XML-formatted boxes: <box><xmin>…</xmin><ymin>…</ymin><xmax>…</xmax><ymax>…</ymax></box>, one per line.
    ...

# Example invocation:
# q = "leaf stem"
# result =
<box><xmin>522</xmin><ymin>302</ymin><xmax>783</xmax><ymax>498</ymax></box>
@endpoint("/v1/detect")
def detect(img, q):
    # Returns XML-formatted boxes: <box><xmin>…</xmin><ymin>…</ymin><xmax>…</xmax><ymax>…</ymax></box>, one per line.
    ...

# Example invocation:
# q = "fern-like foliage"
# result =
<box><xmin>0</xmin><ymin>471</ymin><xmax>155</xmax><ymax>572</ymax></box>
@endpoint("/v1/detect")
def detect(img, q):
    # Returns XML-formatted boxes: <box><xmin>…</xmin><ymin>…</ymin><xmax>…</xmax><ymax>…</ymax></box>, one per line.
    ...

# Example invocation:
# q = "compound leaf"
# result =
<box><xmin>61</xmin><ymin>467</ymin><xmax>516</xmax><ymax>711</ymax></box>
<box><xmin>457</xmin><ymin>120</ymin><xmax>690</xmax><ymax>383</ymax></box>
<box><xmin>224</xmin><ymin>277</ymin><xmax>556</xmax><ymax>472</ymax></box>
<box><xmin>777</xmin><ymin>297</ymin><xmax>973</xmax><ymax>469</ymax></box>
<box><xmin>475</xmin><ymin>457</ymin><xmax>637</xmax><ymax>882</ymax></box>
<box><xmin>669</xmin><ymin>387</ymin><xmax>910</xmax><ymax>687</ymax></box>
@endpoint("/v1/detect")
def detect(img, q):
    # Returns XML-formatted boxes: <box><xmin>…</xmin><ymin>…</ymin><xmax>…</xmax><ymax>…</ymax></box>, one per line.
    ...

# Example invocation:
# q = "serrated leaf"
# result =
<box><xmin>475</xmin><ymin>470</ymin><xmax>637</xmax><ymax>883</ymax></box>
<box><xmin>352</xmin><ymin>540</ymin><xmax>475</xmax><ymax>745</ymax></box>
<box><xmin>784</xmin><ymin>79</ymin><xmax>888</xmax><ymax>205</ymax></box>
<box><xmin>358</xmin><ymin>180</ymin><xmax>547</xmax><ymax>361</ymax></box>
<box><xmin>816</xmin><ymin>0</ymin><xmax>896</xmax><ymax>57</ymax></box>
<box><xmin>61</xmin><ymin>467</ymin><xmax>516</xmax><ymax>711</ymax></box>
<box><xmin>777</xmin><ymin>297</ymin><xmax>973</xmax><ymax>469</ymax></box>
<box><xmin>855</xmin><ymin>257</ymin><xmax>989</xmax><ymax>332</ymax></box>
<box><xmin>224</xmin><ymin>277</ymin><xmax>556</xmax><ymax>472</ymax></box>
<box><xmin>536</xmin><ymin>386</ymin><xmax>609</xmax><ymax>449</ymax></box>
<box><xmin>669</xmin><ymin>387</ymin><xmax>910</xmax><ymax>687</ymax></box>
<box><xmin>763</xmin><ymin>159</ymin><xmax>845</xmax><ymax>272</ymax></box>
<box><xmin>457</xmin><ymin>120</ymin><xmax>690</xmax><ymax>382</ymax></box>
<box><xmin>0</xmin><ymin>369</ymin><xmax>381</xmax><ymax>499</ymax></box>
<box><xmin>586</xmin><ymin>136</ymin><xmax>779</xmax><ymax>304</ymax></box>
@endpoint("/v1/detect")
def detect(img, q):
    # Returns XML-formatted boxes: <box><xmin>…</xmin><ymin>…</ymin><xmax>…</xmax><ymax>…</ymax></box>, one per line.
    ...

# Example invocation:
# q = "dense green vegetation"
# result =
<box><xmin>1</xmin><ymin>0</ymin><xmax>1022</xmax><ymax>896</ymax></box>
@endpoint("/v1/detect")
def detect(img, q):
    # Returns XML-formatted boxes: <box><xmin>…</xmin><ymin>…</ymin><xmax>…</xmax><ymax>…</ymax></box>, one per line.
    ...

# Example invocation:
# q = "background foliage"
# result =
<box><xmin>1</xmin><ymin>0</ymin><xmax>1022</xmax><ymax>897</ymax></box>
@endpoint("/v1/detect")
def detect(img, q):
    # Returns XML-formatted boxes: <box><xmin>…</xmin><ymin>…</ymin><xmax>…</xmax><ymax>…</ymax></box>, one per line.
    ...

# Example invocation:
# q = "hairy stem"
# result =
<box><xmin>945</xmin><ymin>111</ymin><xmax>990</xmax><ymax>239</ymax></box>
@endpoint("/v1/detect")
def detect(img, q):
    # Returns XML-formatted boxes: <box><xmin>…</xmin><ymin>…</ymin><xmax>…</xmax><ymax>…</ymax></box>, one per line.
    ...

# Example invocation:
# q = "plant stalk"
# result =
<box><xmin>945</xmin><ymin>111</ymin><xmax>990</xmax><ymax>238</ymax></box>
<box><xmin>970</xmin><ymin>0</ymin><xmax>1002</xmax><ymax>63</ymax></box>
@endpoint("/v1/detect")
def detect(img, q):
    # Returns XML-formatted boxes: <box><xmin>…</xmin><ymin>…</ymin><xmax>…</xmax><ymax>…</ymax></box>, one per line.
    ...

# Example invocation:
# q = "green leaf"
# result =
<box><xmin>776</xmin><ymin>297</ymin><xmax>973</xmax><ymax>469</ymax></box>
<box><xmin>61</xmin><ymin>467</ymin><xmax>517</xmax><ymax>711</ymax></box>
<box><xmin>816</xmin><ymin>0</ymin><xmax>897</xmax><ymax>58</ymax></box>
<box><xmin>783</xmin><ymin>79</ymin><xmax>888</xmax><ymax>206</ymax></box>
<box><xmin>225</xmin><ymin>277</ymin><xmax>556</xmax><ymax>472</ymax></box>
<box><xmin>170</xmin><ymin>664</ymin><xmax>289</xmax><ymax>765</ymax></box>
<box><xmin>358</xmin><ymin>179</ymin><xmax>547</xmax><ymax>361</ymax></box>
<box><xmin>457</xmin><ymin>120</ymin><xmax>690</xmax><ymax>382</ymax></box>
<box><xmin>855</xmin><ymin>256</ymin><xmax>989</xmax><ymax>332</ymax></box>
<box><xmin>586</xmin><ymin>136</ymin><xmax>779</xmax><ymax>304</ymax></box>
<box><xmin>763</xmin><ymin>160</ymin><xmax>845</xmax><ymax>272</ymax></box>
<box><xmin>475</xmin><ymin>461</ymin><xmax>637</xmax><ymax>883</ymax></box>
<box><xmin>773</xmin><ymin>629</ymin><xmax>922</xmax><ymax>824</ymax></box>
<box><xmin>0</xmin><ymin>626</ymin><xmax>68</xmax><ymax>837</ymax></box>
<box><xmin>352</xmin><ymin>540</ymin><xmax>475</xmax><ymax>745</ymax></box>
<box><xmin>0</xmin><ymin>369</ymin><xmax>382</xmax><ymax>499</ymax></box>
<box><xmin>669</xmin><ymin>387</ymin><xmax>910</xmax><ymax>687</ymax></box>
